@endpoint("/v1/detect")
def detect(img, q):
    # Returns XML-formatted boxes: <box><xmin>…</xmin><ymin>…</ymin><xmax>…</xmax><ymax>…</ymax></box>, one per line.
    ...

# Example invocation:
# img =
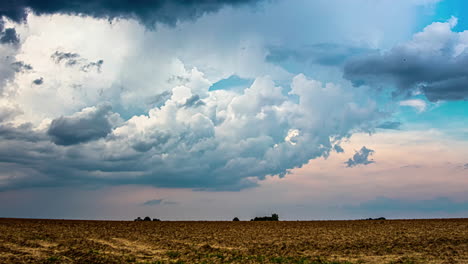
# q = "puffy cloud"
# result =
<box><xmin>0</xmin><ymin>73</ymin><xmax>381</xmax><ymax>191</ymax></box>
<box><xmin>47</xmin><ymin>103</ymin><xmax>121</xmax><ymax>145</ymax></box>
<box><xmin>345</xmin><ymin>146</ymin><xmax>375</xmax><ymax>167</ymax></box>
<box><xmin>0</xmin><ymin>0</ymin><xmax>259</xmax><ymax>26</ymax></box>
<box><xmin>344</xmin><ymin>17</ymin><xmax>468</xmax><ymax>101</ymax></box>
<box><xmin>399</xmin><ymin>99</ymin><xmax>427</xmax><ymax>113</ymax></box>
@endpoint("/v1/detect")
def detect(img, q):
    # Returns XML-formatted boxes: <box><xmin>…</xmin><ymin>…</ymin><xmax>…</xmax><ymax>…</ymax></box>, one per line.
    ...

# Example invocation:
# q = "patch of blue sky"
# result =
<box><xmin>394</xmin><ymin>98</ymin><xmax>468</xmax><ymax>139</ymax></box>
<box><xmin>432</xmin><ymin>0</ymin><xmax>468</xmax><ymax>31</ymax></box>
<box><xmin>209</xmin><ymin>75</ymin><xmax>254</xmax><ymax>91</ymax></box>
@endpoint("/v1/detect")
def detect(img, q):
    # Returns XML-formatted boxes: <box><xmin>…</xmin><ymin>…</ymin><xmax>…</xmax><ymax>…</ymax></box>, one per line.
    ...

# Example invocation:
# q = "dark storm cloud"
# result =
<box><xmin>345</xmin><ymin>196</ymin><xmax>468</xmax><ymax>214</ymax></box>
<box><xmin>47</xmin><ymin>104</ymin><xmax>116</xmax><ymax>145</ymax></box>
<box><xmin>343</xmin><ymin>21</ymin><xmax>468</xmax><ymax>102</ymax></box>
<box><xmin>267</xmin><ymin>43</ymin><xmax>376</xmax><ymax>67</ymax></box>
<box><xmin>0</xmin><ymin>27</ymin><xmax>19</xmax><ymax>45</ymax></box>
<box><xmin>345</xmin><ymin>146</ymin><xmax>375</xmax><ymax>167</ymax></box>
<box><xmin>0</xmin><ymin>123</ymin><xmax>46</xmax><ymax>142</ymax></box>
<box><xmin>32</xmin><ymin>77</ymin><xmax>43</xmax><ymax>85</ymax></box>
<box><xmin>0</xmin><ymin>0</ymin><xmax>259</xmax><ymax>27</ymax></box>
<box><xmin>343</xmin><ymin>51</ymin><xmax>468</xmax><ymax>101</ymax></box>
<box><xmin>376</xmin><ymin>121</ymin><xmax>401</xmax><ymax>130</ymax></box>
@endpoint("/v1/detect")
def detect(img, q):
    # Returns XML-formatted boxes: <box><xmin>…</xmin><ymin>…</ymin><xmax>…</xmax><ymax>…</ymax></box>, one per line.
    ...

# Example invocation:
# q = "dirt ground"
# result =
<box><xmin>0</xmin><ymin>218</ymin><xmax>467</xmax><ymax>263</ymax></box>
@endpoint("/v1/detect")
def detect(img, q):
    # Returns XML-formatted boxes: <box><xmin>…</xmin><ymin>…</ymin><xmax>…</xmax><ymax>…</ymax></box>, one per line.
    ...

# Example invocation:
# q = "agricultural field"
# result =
<box><xmin>0</xmin><ymin>218</ymin><xmax>467</xmax><ymax>264</ymax></box>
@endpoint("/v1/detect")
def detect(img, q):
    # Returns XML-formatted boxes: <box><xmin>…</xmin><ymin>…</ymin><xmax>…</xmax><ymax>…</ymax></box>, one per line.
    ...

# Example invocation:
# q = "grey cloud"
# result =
<box><xmin>146</xmin><ymin>91</ymin><xmax>173</xmax><ymax>108</ymax></box>
<box><xmin>142</xmin><ymin>199</ymin><xmax>163</xmax><ymax>206</ymax></box>
<box><xmin>51</xmin><ymin>51</ymin><xmax>80</xmax><ymax>66</ymax></box>
<box><xmin>51</xmin><ymin>51</ymin><xmax>103</xmax><ymax>73</ymax></box>
<box><xmin>183</xmin><ymin>94</ymin><xmax>205</xmax><ymax>108</ymax></box>
<box><xmin>162</xmin><ymin>200</ymin><xmax>178</xmax><ymax>205</ymax></box>
<box><xmin>0</xmin><ymin>47</ymin><xmax>22</xmax><ymax>94</ymax></box>
<box><xmin>141</xmin><ymin>199</ymin><xmax>177</xmax><ymax>206</ymax></box>
<box><xmin>333</xmin><ymin>144</ymin><xmax>344</xmax><ymax>153</ymax></box>
<box><xmin>0</xmin><ymin>28</ymin><xmax>19</xmax><ymax>45</ymax></box>
<box><xmin>267</xmin><ymin>43</ymin><xmax>376</xmax><ymax>67</ymax></box>
<box><xmin>81</xmin><ymin>59</ymin><xmax>103</xmax><ymax>73</ymax></box>
<box><xmin>0</xmin><ymin>123</ymin><xmax>46</xmax><ymax>142</ymax></box>
<box><xmin>32</xmin><ymin>77</ymin><xmax>43</xmax><ymax>85</ymax></box>
<box><xmin>131</xmin><ymin>132</ymin><xmax>170</xmax><ymax>152</ymax></box>
<box><xmin>345</xmin><ymin>146</ymin><xmax>375</xmax><ymax>167</ymax></box>
<box><xmin>11</xmin><ymin>61</ymin><xmax>33</xmax><ymax>72</ymax></box>
<box><xmin>168</xmin><ymin>75</ymin><xmax>190</xmax><ymax>84</ymax></box>
<box><xmin>47</xmin><ymin>104</ymin><xmax>117</xmax><ymax>146</ymax></box>
<box><xmin>0</xmin><ymin>0</ymin><xmax>260</xmax><ymax>27</ymax></box>
<box><xmin>376</xmin><ymin>121</ymin><xmax>401</xmax><ymax>130</ymax></box>
<box><xmin>0</xmin><ymin>105</ymin><xmax>21</xmax><ymax>123</ymax></box>
<box><xmin>343</xmin><ymin>20</ymin><xmax>468</xmax><ymax>101</ymax></box>
<box><xmin>464</xmin><ymin>163</ymin><xmax>468</xmax><ymax>169</ymax></box>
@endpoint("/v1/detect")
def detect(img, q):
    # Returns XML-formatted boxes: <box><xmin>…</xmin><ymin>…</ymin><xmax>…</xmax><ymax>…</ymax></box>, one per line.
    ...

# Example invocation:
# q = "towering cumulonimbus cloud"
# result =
<box><xmin>0</xmin><ymin>0</ymin><xmax>260</xmax><ymax>26</ymax></box>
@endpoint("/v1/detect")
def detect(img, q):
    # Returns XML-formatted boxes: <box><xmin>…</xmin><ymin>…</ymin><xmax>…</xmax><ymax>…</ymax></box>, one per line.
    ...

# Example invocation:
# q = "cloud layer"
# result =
<box><xmin>344</xmin><ymin>18</ymin><xmax>468</xmax><ymax>101</ymax></box>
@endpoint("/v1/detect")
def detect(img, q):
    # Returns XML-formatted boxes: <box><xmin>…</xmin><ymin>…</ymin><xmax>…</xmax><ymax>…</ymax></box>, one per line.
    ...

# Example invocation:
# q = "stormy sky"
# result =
<box><xmin>0</xmin><ymin>0</ymin><xmax>467</xmax><ymax>220</ymax></box>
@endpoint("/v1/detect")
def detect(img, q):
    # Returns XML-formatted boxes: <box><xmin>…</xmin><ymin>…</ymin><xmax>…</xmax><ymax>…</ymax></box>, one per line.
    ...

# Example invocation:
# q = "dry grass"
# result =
<box><xmin>0</xmin><ymin>218</ymin><xmax>467</xmax><ymax>263</ymax></box>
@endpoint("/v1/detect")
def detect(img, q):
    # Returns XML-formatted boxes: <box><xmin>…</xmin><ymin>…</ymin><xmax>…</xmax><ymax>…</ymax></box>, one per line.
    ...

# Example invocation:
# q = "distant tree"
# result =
<box><xmin>134</xmin><ymin>217</ymin><xmax>143</xmax><ymax>221</ymax></box>
<box><xmin>251</xmin><ymin>214</ymin><xmax>279</xmax><ymax>221</ymax></box>
<box><xmin>365</xmin><ymin>217</ymin><xmax>386</xmax><ymax>220</ymax></box>
<box><xmin>233</xmin><ymin>217</ymin><xmax>240</xmax><ymax>221</ymax></box>
<box><xmin>143</xmin><ymin>216</ymin><xmax>152</xmax><ymax>221</ymax></box>
<box><xmin>271</xmin><ymin>213</ymin><xmax>279</xmax><ymax>221</ymax></box>
<box><xmin>153</xmin><ymin>218</ymin><xmax>161</xmax><ymax>221</ymax></box>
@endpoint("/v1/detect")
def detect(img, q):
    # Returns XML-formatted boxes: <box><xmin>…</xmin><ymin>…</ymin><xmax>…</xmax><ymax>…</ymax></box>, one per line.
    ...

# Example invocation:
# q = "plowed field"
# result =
<box><xmin>0</xmin><ymin>218</ymin><xmax>467</xmax><ymax>263</ymax></box>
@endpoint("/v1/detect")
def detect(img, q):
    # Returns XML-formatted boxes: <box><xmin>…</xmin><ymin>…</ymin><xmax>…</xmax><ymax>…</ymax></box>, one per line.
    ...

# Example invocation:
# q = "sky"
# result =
<box><xmin>0</xmin><ymin>0</ymin><xmax>466</xmax><ymax>220</ymax></box>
